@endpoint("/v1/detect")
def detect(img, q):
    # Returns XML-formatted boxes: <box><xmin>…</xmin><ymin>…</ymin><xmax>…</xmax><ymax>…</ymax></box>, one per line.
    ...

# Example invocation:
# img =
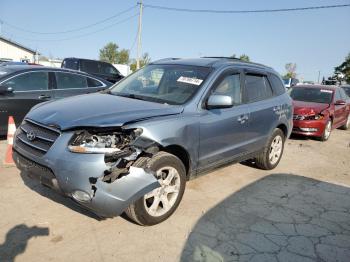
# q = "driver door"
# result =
<box><xmin>198</xmin><ymin>69</ymin><xmax>251</xmax><ymax>170</ymax></box>
<box><xmin>0</xmin><ymin>71</ymin><xmax>52</xmax><ymax>133</ymax></box>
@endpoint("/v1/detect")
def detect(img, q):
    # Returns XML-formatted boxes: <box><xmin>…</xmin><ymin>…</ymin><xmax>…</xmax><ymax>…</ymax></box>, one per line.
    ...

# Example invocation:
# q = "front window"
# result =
<box><xmin>289</xmin><ymin>87</ymin><xmax>333</xmax><ymax>104</ymax></box>
<box><xmin>110</xmin><ymin>64</ymin><xmax>211</xmax><ymax>105</ymax></box>
<box><xmin>2</xmin><ymin>71</ymin><xmax>48</xmax><ymax>91</ymax></box>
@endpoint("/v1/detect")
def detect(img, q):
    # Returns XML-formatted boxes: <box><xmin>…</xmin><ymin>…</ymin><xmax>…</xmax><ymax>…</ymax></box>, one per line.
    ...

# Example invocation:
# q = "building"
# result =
<box><xmin>0</xmin><ymin>36</ymin><xmax>38</xmax><ymax>63</ymax></box>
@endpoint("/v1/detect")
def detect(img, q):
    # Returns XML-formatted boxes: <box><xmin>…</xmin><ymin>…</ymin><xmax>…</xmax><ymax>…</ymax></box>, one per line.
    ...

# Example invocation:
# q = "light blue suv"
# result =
<box><xmin>13</xmin><ymin>57</ymin><xmax>293</xmax><ymax>225</ymax></box>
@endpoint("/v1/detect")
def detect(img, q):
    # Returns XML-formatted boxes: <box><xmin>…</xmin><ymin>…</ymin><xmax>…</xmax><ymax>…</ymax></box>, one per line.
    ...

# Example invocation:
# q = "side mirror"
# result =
<box><xmin>207</xmin><ymin>95</ymin><xmax>233</xmax><ymax>109</ymax></box>
<box><xmin>335</xmin><ymin>100</ymin><xmax>346</xmax><ymax>106</ymax></box>
<box><xmin>0</xmin><ymin>86</ymin><xmax>13</xmax><ymax>94</ymax></box>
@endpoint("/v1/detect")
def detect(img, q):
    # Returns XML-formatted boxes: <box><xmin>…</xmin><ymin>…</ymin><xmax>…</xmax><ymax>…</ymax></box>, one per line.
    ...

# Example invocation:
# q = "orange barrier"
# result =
<box><xmin>3</xmin><ymin>116</ymin><xmax>16</xmax><ymax>166</ymax></box>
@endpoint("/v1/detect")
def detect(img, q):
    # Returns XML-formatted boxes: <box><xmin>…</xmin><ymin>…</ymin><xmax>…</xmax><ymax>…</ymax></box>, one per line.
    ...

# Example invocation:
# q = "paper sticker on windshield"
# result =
<box><xmin>320</xmin><ymin>89</ymin><xmax>333</xmax><ymax>93</ymax></box>
<box><xmin>177</xmin><ymin>76</ymin><xmax>203</xmax><ymax>86</ymax></box>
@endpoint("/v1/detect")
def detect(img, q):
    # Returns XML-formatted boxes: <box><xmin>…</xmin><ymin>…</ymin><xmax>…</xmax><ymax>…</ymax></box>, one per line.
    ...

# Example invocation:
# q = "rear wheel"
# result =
<box><xmin>320</xmin><ymin>120</ymin><xmax>332</xmax><ymax>141</ymax></box>
<box><xmin>255</xmin><ymin>128</ymin><xmax>285</xmax><ymax>170</ymax></box>
<box><xmin>125</xmin><ymin>151</ymin><xmax>186</xmax><ymax>226</ymax></box>
<box><xmin>340</xmin><ymin>114</ymin><xmax>350</xmax><ymax>130</ymax></box>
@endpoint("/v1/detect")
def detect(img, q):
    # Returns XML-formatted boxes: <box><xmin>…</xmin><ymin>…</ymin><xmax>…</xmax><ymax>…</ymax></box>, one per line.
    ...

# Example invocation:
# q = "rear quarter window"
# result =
<box><xmin>269</xmin><ymin>74</ymin><xmax>286</xmax><ymax>96</ymax></box>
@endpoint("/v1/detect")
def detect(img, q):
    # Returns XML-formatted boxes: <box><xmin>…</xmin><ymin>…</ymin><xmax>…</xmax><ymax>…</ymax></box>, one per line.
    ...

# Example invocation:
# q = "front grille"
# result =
<box><xmin>293</xmin><ymin>114</ymin><xmax>305</xmax><ymax>120</ymax></box>
<box><xmin>15</xmin><ymin>119</ymin><xmax>60</xmax><ymax>157</ymax></box>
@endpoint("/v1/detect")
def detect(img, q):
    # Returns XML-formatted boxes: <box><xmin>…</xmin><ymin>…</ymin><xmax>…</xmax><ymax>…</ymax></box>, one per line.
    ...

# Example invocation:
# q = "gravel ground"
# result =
<box><xmin>0</xmin><ymin>129</ymin><xmax>349</xmax><ymax>262</ymax></box>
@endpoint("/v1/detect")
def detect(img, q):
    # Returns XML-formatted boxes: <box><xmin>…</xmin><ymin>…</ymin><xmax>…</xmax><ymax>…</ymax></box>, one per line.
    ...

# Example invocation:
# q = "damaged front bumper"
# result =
<box><xmin>13</xmin><ymin>131</ymin><xmax>160</xmax><ymax>218</ymax></box>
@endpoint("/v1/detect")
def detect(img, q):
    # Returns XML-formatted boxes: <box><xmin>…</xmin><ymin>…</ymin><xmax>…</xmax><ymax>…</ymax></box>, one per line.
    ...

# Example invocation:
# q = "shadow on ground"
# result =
<box><xmin>181</xmin><ymin>174</ymin><xmax>350</xmax><ymax>262</ymax></box>
<box><xmin>19</xmin><ymin>172</ymin><xmax>101</xmax><ymax>220</ymax></box>
<box><xmin>0</xmin><ymin>224</ymin><xmax>49</xmax><ymax>262</ymax></box>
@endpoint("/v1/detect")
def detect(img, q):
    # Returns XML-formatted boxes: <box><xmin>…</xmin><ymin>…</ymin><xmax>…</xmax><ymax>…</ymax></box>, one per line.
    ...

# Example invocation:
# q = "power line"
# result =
<box><xmin>143</xmin><ymin>3</ymin><xmax>350</xmax><ymax>14</ymax></box>
<box><xmin>0</xmin><ymin>5</ymin><xmax>137</xmax><ymax>35</ymax></box>
<box><xmin>2</xmin><ymin>13</ymin><xmax>139</xmax><ymax>42</ymax></box>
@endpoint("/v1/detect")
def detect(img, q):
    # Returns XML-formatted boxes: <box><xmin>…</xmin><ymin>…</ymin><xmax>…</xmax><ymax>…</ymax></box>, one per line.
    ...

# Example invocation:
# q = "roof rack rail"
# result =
<box><xmin>202</xmin><ymin>56</ymin><xmax>241</xmax><ymax>60</ymax></box>
<box><xmin>151</xmin><ymin>58</ymin><xmax>180</xmax><ymax>64</ymax></box>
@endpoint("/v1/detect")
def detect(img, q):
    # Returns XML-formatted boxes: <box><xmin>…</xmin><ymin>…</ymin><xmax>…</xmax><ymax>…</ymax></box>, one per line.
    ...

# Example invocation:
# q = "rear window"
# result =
<box><xmin>289</xmin><ymin>87</ymin><xmax>333</xmax><ymax>104</ymax></box>
<box><xmin>55</xmin><ymin>72</ymin><xmax>87</xmax><ymax>89</ymax></box>
<box><xmin>244</xmin><ymin>74</ymin><xmax>273</xmax><ymax>102</ymax></box>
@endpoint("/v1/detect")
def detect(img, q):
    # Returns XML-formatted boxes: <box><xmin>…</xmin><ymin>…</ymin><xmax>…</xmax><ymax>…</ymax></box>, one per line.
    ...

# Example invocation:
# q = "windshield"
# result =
<box><xmin>110</xmin><ymin>64</ymin><xmax>211</xmax><ymax>105</ymax></box>
<box><xmin>342</xmin><ymin>86</ymin><xmax>350</xmax><ymax>97</ymax></box>
<box><xmin>289</xmin><ymin>87</ymin><xmax>333</xmax><ymax>104</ymax></box>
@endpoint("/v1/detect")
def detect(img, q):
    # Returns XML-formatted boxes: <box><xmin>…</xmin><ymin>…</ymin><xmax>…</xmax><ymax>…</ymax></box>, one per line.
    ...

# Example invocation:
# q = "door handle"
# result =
<box><xmin>38</xmin><ymin>95</ymin><xmax>51</xmax><ymax>99</ymax></box>
<box><xmin>237</xmin><ymin>115</ymin><xmax>249</xmax><ymax>124</ymax></box>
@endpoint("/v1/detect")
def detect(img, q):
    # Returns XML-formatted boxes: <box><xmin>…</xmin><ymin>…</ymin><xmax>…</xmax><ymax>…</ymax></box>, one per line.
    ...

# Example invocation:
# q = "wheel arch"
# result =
<box><xmin>162</xmin><ymin>144</ymin><xmax>191</xmax><ymax>179</ymax></box>
<box><xmin>276</xmin><ymin>123</ymin><xmax>288</xmax><ymax>138</ymax></box>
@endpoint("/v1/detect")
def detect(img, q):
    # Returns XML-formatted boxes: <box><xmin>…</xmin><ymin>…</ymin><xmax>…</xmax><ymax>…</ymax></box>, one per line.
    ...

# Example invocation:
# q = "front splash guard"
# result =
<box><xmin>79</xmin><ymin>167</ymin><xmax>160</xmax><ymax>218</ymax></box>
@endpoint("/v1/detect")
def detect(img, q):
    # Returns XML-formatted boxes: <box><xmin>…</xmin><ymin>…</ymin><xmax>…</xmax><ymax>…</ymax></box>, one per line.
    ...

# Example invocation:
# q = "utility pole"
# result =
<box><xmin>317</xmin><ymin>70</ymin><xmax>321</xmax><ymax>84</ymax></box>
<box><xmin>136</xmin><ymin>0</ymin><xmax>143</xmax><ymax>70</ymax></box>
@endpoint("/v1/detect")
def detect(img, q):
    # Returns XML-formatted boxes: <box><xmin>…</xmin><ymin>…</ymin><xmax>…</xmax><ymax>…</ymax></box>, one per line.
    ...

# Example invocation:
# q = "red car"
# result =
<box><xmin>289</xmin><ymin>85</ymin><xmax>350</xmax><ymax>141</ymax></box>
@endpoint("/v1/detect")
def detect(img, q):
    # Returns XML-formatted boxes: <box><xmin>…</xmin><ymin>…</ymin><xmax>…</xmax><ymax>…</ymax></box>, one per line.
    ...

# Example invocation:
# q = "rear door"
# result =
<box><xmin>0</xmin><ymin>71</ymin><xmax>52</xmax><ymax>131</ymax></box>
<box><xmin>242</xmin><ymin>70</ymin><xmax>281</xmax><ymax>152</ymax></box>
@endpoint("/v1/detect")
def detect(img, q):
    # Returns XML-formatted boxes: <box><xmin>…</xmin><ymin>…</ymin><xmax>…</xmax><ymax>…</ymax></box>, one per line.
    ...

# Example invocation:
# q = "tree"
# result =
<box><xmin>239</xmin><ymin>54</ymin><xmax>250</xmax><ymax>62</ymax></box>
<box><xmin>284</xmin><ymin>63</ymin><xmax>297</xmax><ymax>78</ymax></box>
<box><xmin>99</xmin><ymin>42</ymin><xmax>130</xmax><ymax>64</ymax></box>
<box><xmin>334</xmin><ymin>52</ymin><xmax>350</xmax><ymax>84</ymax></box>
<box><xmin>230</xmin><ymin>53</ymin><xmax>250</xmax><ymax>61</ymax></box>
<box><xmin>130</xmin><ymin>53</ymin><xmax>151</xmax><ymax>71</ymax></box>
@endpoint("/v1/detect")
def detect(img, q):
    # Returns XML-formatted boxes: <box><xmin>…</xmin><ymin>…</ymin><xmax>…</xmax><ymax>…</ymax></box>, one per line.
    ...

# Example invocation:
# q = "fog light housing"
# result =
<box><xmin>72</xmin><ymin>190</ymin><xmax>91</xmax><ymax>202</ymax></box>
<box><xmin>300</xmin><ymin>127</ymin><xmax>318</xmax><ymax>132</ymax></box>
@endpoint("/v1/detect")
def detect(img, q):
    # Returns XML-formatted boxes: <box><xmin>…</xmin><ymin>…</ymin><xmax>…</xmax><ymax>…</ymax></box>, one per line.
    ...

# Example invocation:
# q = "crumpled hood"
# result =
<box><xmin>293</xmin><ymin>100</ymin><xmax>329</xmax><ymax>115</ymax></box>
<box><xmin>26</xmin><ymin>93</ymin><xmax>184</xmax><ymax>130</ymax></box>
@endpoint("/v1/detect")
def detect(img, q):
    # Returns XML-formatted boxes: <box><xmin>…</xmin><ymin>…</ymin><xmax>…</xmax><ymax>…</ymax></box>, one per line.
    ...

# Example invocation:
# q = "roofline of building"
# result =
<box><xmin>0</xmin><ymin>36</ymin><xmax>38</xmax><ymax>54</ymax></box>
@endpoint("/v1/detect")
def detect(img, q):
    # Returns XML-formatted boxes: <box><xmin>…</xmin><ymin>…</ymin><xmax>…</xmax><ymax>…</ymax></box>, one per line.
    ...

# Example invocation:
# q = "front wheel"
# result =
<box><xmin>125</xmin><ymin>151</ymin><xmax>186</xmax><ymax>226</ymax></box>
<box><xmin>340</xmin><ymin>114</ymin><xmax>350</xmax><ymax>130</ymax></box>
<box><xmin>255</xmin><ymin>128</ymin><xmax>285</xmax><ymax>170</ymax></box>
<box><xmin>320</xmin><ymin>119</ymin><xmax>332</xmax><ymax>141</ymax></box>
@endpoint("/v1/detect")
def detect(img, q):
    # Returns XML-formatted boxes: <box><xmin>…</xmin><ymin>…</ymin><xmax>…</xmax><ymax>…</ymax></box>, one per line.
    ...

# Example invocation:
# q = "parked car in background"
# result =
<box><xmin>13</xmin><ymin>57</ymin><xmax>292</xmax><ymax>225</ymax></box>
<box><xmin>341</xmin><ymin>84</ymin><xmax>350</xmax><ymax>97</ymax></box>
<box><xmin>283</xmin><ymin>77</ymin><xmax>299</xmax><ymax>89</ymax></box>
<box><xmin>0</xmin><ymin>61</ymin><xmax>29</xmax><ymax>66</ymax></box>
<box><xmin>61</xmin><ymin>58</ymin><xmax>124</xmax><ymax>83</ymax></box>
<box><xmin>0</xmin><ymin>65</ymin><xmax>112</xmax><ymax>135</ymax></box>
<box><xmin>289</xmin><ymin>85</ymin><xmax>350</xmax><ymax>141</ymax></box>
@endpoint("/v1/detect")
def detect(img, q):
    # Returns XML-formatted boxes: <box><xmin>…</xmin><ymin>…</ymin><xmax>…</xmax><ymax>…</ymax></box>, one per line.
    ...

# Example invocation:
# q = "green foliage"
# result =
<box><xmin>130</xmin><ymin>53</ymin><xmax>151</xmax><ymax>71</ymax></box>
<box><xmin>284</xmin><ymin>63</ymin><xmax>297</xmax><ymax>78</ymax></box>
<box><xmin>239</xmin><ymin>54</ymin><xmax>250</xmax><ymax>62</ymax></box>
<box><xmin>99</xmin><ymin>42</ymin><xmax>130</xmax><ymax>64</ymax></box>
<box><xmin>334</xmin><ymin>52</ymin><xmax>350</xmax><ymax>84</ymax></box>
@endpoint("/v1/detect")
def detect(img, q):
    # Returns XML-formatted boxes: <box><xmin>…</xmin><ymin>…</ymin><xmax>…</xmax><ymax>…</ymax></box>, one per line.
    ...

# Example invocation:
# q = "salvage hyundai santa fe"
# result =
<box><xmin>13</xmin><ymin>57</ymin><xmax>292</xmax><ymax>225</ymax></box>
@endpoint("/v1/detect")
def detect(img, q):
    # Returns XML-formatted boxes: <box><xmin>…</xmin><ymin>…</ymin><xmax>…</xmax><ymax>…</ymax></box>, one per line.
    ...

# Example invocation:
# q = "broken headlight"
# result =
<box><xmin>68</xmin><ymin>128</ymin><xmax>142</xmax><ymax>154</ymax></box>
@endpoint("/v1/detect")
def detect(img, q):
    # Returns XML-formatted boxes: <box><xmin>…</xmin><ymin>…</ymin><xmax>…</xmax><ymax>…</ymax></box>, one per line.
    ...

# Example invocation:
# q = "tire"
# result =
<box><xmin>320</xmin><ymin>119</ymin><xmax>332</xmax><ymax>141</ymax></box>
<box><xmin>255</xmin><ymin>128</ymin><xmax>285</xmax><ymax>170</ymax></box>
<box><xmin>125</xmin><ymin>151</ymin><xmax>186</xmax><ymax>226</ymax></box>
<box><xmin>340</xmin><ymin>114</ymin><xmax>350</xmax><ymax>130</ymax></box>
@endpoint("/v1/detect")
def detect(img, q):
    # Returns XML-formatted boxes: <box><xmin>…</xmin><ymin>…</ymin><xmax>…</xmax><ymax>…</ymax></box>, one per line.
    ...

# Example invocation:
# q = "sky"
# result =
<box><xmin>0</xmin><ymin>0</ymin><xmax>349</xmax><ymax>81</ymax></box>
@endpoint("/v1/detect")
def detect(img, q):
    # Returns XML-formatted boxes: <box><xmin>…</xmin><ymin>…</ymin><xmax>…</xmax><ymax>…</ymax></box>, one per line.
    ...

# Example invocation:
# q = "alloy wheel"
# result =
<box><xmin>269</xmin><ymin>135</ymin><xmax>283</xmax><ymax>165</ymax></box>
<box><xmin>324</xmin><ymin>121</ymin><xmax>332</xmax><ymax>140</ymax></box>
<box><xmin>144</xmin><ymin>166</ymin><xmax>180</xmax><ymax>217</ymax></box>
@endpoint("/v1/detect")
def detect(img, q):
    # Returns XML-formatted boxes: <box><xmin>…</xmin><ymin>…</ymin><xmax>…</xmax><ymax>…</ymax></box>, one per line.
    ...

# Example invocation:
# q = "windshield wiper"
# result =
<box><xmin>114</xmin><ymin>93</ymin><xmax>149</xmax><ymax>101</ymax></box>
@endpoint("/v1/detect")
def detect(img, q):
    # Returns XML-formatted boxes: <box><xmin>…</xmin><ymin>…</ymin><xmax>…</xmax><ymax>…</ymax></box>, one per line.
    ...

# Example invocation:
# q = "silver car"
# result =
<box><xmin>13</xmin><ymin>57</ymin><xmax>293</xmax><ymax>225</ymax></box>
